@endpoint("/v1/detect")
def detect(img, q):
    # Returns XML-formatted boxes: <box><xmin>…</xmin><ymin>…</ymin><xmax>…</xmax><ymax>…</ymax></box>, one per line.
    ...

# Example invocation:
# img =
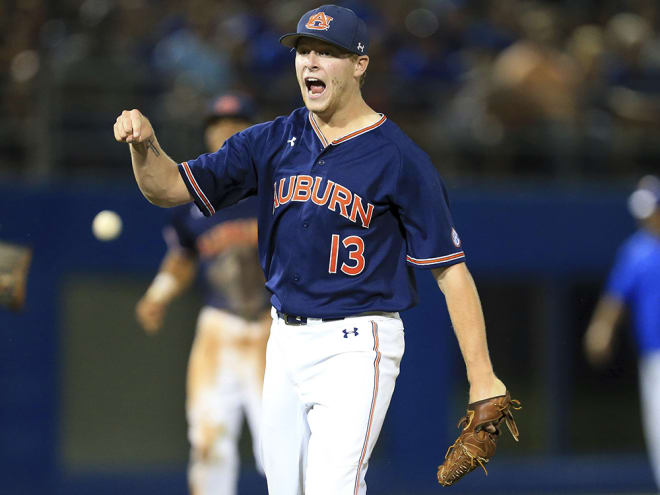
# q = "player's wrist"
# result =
<box><xmin>129</xmin><ymin>134</ymin><xmax>157</xmax><ymax>154</ymax></box>
<box><xmin>465</xmin><ymin>360</ymin><xmax>496</xmax><ymax>383</ymax></box>
<box><xmin>145</xmin><ymin>272</ymin><xmax>179</xmax><ymax>304</ymax></box>
<box><xmin>467</xmin><ymin>375</ymin><xmax>506</xmax><ymax>402</ymax></box>
<box><xmin>129</xmin><ymin>140</ymin><xmax>148</xmax><ymax>154</ymax></box>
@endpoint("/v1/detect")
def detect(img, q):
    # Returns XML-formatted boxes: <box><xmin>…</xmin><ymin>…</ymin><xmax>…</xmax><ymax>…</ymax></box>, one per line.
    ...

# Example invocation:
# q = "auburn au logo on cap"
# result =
<box><xmin>305</xmin><ymin>12</ymin><xmax>334</xmax><ymax>31</ymax></box>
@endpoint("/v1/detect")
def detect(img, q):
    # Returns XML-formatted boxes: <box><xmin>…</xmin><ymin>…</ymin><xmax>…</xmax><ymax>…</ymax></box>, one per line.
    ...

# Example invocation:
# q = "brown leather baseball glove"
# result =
<box><xmin>437</xmin><ymin>391</ymin><xmax>521</xmax><ymax>487</ymax></box>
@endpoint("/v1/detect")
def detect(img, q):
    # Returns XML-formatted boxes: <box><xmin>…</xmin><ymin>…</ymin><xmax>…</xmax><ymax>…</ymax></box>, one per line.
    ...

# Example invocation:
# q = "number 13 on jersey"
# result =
<box><xmin>328</xmin><ymin>234</ymin><xmax>365</xmax><ymax>276</ymax></box>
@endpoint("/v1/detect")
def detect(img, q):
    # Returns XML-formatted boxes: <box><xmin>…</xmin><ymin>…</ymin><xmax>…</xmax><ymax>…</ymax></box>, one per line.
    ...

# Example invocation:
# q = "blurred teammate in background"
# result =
<box><xmin>584</xmin><ymin>174</ymin><xmax>660</xmax><ymax>490</ymax></box>
<box><xmin>135</xmin><ymin>93</ymin><xmax>269</xmax><ymax>495</ymax></box>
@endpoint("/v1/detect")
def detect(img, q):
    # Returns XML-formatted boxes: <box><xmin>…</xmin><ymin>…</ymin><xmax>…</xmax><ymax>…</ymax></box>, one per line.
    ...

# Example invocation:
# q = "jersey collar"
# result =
<box><xmin>308</xmin><ymin>111</ymin><xmax>387</xmax><ymax>148</ymax></box>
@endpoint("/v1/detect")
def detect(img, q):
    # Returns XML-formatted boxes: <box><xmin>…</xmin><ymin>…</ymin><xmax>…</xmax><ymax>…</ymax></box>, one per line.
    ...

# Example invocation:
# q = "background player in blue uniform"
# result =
<box><xmin>135</xmin><ymin>93</ymin><xmax>270</xmax><ymax>495</ymax></box>
<box><xmin>116</xmin><ymin>5</ymin><xmax>511</xmax><ymax>494</ymax></box>
<box><xmin>585</xmin><ymin>175</ymin><xmax>660</xmax><ymax>490</ymax></box>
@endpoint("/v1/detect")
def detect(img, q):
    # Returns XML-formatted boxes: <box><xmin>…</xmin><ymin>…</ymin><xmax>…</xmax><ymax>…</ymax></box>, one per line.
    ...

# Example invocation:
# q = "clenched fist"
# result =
<box><xmin>113</xmin><ymin>109</ymin><xmax>155</xmax><ymax>145</ymax></box>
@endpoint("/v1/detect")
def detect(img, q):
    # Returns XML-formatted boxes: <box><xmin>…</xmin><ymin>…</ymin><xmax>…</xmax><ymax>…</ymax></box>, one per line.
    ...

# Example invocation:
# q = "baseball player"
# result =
<box><xmin>584</xmin><ymin>175</ymin><xmax>660</xmax><ymax>490</ymax></box>
<box><xmin>135</xmin><ymin>93</ymin><xmax>270</xmax><ymax>495</ymax></box>
<box><xmin>115</xmin><ymin>5</ymin><xmax>510</xmax><ymax>494</ymax></box>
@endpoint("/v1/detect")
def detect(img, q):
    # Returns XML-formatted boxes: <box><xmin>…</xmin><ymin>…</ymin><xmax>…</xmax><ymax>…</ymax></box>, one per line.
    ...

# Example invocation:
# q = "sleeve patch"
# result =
<box><xmin>451</xmin><ymin>228</ymin><xmax>461</xmax><ymax>248</ymax></box>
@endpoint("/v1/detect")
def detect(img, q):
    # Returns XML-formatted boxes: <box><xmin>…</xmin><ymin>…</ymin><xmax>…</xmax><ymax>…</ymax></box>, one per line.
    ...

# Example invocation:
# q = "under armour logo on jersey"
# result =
<box><xmin>357</xmin><ymin>42</ymin><xmax>364</xmax><ymax>53</ymax></box>
<box><xmin>342</xmin><ymin>328</ymin><xmax>359</xmax><ymax>338</ymax></box>
<box><xmin>305</xmin><ymin>12</ymin><xmax>334</xmax><ymax>31</ymax></box>
<box><xmin>287</xmin><ymin>137</ymin><xmax>296</xmax><ymax>147</ymax></box>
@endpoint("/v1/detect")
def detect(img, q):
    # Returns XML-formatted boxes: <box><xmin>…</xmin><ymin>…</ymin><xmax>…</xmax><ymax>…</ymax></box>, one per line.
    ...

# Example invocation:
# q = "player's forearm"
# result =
<box><xmin>584</xmin><ymin>295</ymin><xmax>624</xmax><ymax>363</ymax></box>
<box><xmin>130</xmin><ymin>138</ymin><xmax>185</xmax><ymax>207</ymax></box>
<box><xmin>145</xmin><ymin>250</ymin><xmax>197</xmax><ymax>304</ymax></box>
<box><xmin>588</xmin><ymin>295</ymin><xmax>623</xmax><ymax>334</ymax></box>
<box><xmin>433</xmin><ymin>264</ymin><xmax>503</xmax><ymax>400</ymax></box>
<box><xmin>159</xmin><ymin>250</ymin><xmax>197</xmax><ymax>296</ymax></box>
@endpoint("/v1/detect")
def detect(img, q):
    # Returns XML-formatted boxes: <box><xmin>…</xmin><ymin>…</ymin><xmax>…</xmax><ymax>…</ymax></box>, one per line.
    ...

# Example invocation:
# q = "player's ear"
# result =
<box><xmin>354</xmin><ymin>55</ymin><xmax>369</xmax><ymax>78</ymax></box>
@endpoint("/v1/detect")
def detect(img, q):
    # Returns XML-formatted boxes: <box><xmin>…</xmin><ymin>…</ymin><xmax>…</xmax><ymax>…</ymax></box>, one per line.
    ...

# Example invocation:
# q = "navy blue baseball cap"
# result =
<box><xmin>279</xmin><ymin>4</ymin><xmax>369</xmax><ymax>56</ymax></box>
<box><xmin>204</xmin><ymin>93</ymin><xmax>257</xmax><ymax>127</ymax></box>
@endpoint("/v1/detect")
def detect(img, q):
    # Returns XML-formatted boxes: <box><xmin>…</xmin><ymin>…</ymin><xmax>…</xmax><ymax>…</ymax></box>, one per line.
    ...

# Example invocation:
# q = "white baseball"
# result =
<box><xmin>92</xmin><ymin>210</ymin><xmax>122</xmax><ymax>241</ymax></box>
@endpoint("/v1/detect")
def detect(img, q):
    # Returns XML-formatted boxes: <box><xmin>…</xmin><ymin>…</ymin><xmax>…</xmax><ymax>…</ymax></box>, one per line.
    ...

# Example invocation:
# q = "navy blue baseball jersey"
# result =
<box><xmin>606</xmin><ymin>230</ymin><xmax>660</xmax><ymax>354</ymax></box>
<box><xmin>178</xmin><ymin>107</ymin><xmax>465</xmax><ymax>318</ymax></box>
<box><xmin>165</xmin><ymin>197</ymin><xmax>270</xmax><ymax>319</ymax></box>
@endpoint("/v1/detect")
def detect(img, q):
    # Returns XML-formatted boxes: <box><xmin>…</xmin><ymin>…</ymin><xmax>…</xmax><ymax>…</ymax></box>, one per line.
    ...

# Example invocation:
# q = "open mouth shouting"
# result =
<box><xmin>304</xmin><ymin>77</ymin><xmax>327</xmax><ymax>99</ymax></box>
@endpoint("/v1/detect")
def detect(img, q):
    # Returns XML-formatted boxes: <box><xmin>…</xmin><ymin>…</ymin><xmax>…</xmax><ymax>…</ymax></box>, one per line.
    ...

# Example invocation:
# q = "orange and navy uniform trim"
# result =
<box><xmin>181</xmin><ymin>161</ymin><xmax>216</xmax><ymax>216</ymax></box>
<box><xmin>353</xmin><ymin>321</ymin><xmax>381</xmax><ymax>495</ymax></box>
<box><xmin>309</xmin><ymin>112</ymin><xmax>387</xmax><ymax>148</ymax></box>
<box><xmin>406</xmin><ymin>251</ymin><xmax>465</xmax><ymax>265</ymax></box>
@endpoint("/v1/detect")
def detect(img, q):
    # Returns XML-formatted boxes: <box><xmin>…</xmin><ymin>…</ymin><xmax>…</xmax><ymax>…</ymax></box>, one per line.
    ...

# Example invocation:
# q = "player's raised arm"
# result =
<box><xmin>114</xmin><ymin>109</ymin><xmax>192</xmax><ymax>207</ymax></box>
<box><xmin>431</xmin><ymin>262</ymin><xmax>506</xmax><ymax>402</ymax></box>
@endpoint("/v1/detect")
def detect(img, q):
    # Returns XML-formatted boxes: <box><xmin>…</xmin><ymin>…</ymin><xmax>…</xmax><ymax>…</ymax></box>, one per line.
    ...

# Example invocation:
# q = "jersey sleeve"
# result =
<box><xmin>393</xmin><ymin>142</ymin><xmax>465</xmax><ymax>269</ymax></box>
<box><xmin>178</xmin><ymin>125</ymin><xmax>260</xmax><ymax>217</ymax></box>
<box><xmin>165</xmin><ymin>205</ymin><xmax>197</xmax><ymax>253</ymax></box>
<box><xmin>605</xmin><ymin>241</ymin><xmax>638</xmax><ymax>304</ymax></box>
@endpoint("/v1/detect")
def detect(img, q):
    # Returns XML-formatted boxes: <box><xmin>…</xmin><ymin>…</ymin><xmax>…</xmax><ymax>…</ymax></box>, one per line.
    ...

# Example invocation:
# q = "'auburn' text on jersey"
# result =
<box><xmin>178</xmin><ymin>107</ymin><xmax>465</xmax><ymax>318</ymax></box>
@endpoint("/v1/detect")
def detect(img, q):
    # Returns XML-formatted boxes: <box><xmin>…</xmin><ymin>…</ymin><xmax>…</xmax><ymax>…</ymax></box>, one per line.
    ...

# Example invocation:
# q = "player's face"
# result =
<box><xmin>204</xmin><ymin>118</ymin><xmax>251</xmax><ymax>153</ymax></box>
<box><xmin>295</xmin><ymin>38</ymin><xmax>361</xmax><ymax>115</ymax></box>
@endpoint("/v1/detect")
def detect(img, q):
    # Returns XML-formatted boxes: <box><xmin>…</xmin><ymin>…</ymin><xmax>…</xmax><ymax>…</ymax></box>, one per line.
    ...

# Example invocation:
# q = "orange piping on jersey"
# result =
<box><xmin>309</xmin><ymin>113</ymin><xmax>329</xmax><ymax>147</ymax></box>
<box><xmin>333</xmin><ymin>115</ymin><xmax>387</xmax><ymax>144</ymax></box>
<box><xmin>354</xmin><ymin>321</ymin><xmax>381</xmax><ymax>495</ymax></box>
<box><xmin>181</xmin><ymin>162</ymin><xmax>215</xmax><ymax>215</ymax></box>
<box><xmin>406</xmin><ymin>251</ymin><xmax>465</xmax><ymax>265</ymax></box>
<box><xmin>308</xmin><ymin>112</ymin><xmax>387</xmax><ymax>147</ymax></box>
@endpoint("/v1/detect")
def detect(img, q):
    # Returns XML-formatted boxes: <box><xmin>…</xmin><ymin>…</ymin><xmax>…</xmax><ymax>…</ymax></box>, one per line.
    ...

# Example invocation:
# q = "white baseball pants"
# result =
<box><xmin>261</xmin><ymin>308</ymin><xmax>405</xmax><ymax>495</ymax></box>
<box><xmin>187</xmin><ymin>307</ymin><xmax>269</xmax><ymax>495</ymax></box>
<box><xmin>639</xmin><ymin>350</ymin><xmax>660</xmax><ymax>491</ymax></box>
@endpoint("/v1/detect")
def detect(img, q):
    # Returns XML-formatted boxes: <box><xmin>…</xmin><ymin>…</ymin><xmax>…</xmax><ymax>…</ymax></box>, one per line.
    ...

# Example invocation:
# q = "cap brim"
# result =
<box><xmin>279</xmin><ymin>33</ymin><xmax>354</xmax><ymax>53</ymax></box>
<box><xmin>279</xmin><ymin>32</ymin><xmax>302</xmax><ymax>48</ymax></box>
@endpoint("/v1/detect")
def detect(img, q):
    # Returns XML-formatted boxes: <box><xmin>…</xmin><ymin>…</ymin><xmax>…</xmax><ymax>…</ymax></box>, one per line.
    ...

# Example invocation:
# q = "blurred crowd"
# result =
<box><xmin>2</xmin><ymin>0</ymin><xmax>660</xmax><ymax>181</ymax></box>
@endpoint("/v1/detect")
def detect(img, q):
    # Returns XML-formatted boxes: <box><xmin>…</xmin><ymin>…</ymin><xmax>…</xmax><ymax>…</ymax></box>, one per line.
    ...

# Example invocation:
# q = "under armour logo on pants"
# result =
<box><xmin>342</xmin><ymin>328</ymin><xmax>359</xmax><ymax>338</ymax></box>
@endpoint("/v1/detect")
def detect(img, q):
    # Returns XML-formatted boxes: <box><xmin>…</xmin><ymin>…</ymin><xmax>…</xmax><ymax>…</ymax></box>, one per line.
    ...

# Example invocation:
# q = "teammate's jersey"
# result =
<box><xmin>178</xmin><ymin>107</ymin><xmax>465</xmax><ymax>318</ymax></box>
<box><xmin>606</xmin><ymin>229</ymin><xmax>660</xmax><ymax>354</ymax></box>
<box><xmin>165</xmin><ymin>198</ymin><xmax>270</xmax><ymax>320</ymax></box>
